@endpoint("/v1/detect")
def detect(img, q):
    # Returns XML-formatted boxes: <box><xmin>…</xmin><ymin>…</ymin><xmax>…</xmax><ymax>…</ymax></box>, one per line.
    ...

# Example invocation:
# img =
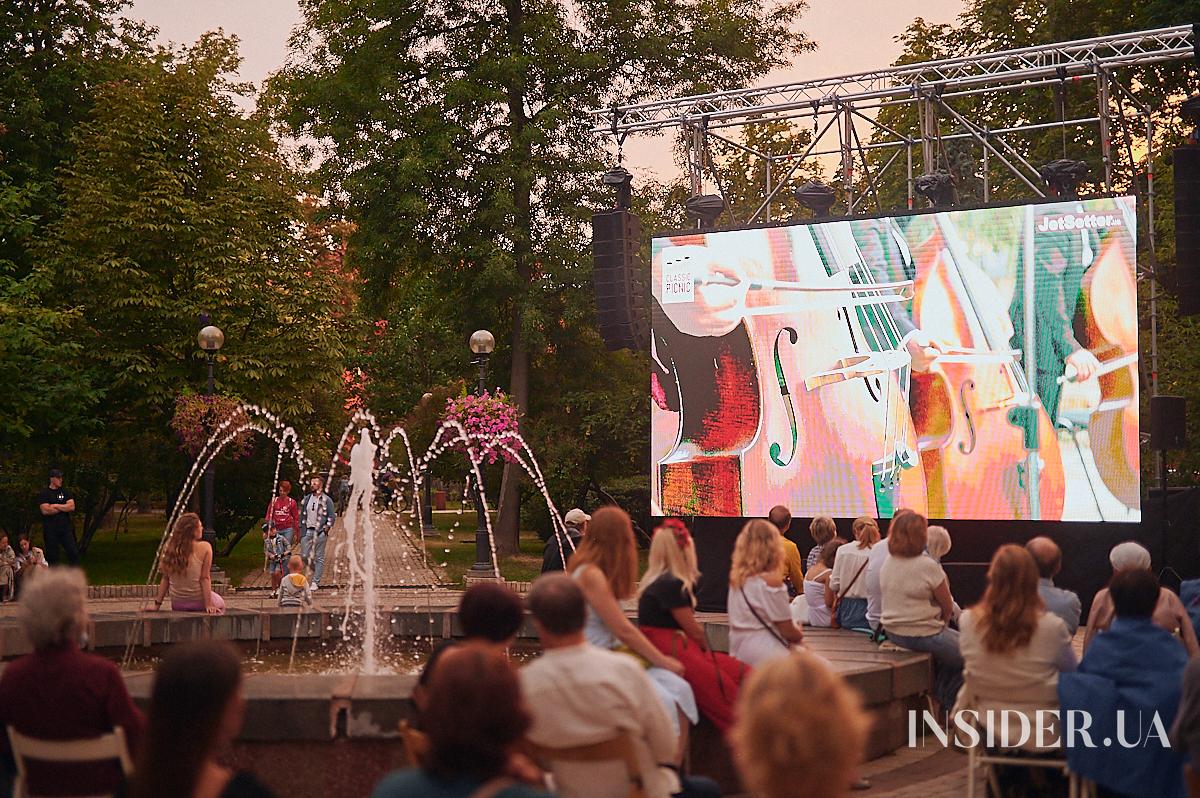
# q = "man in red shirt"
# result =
<box><xmin>0</xmin><ymin>569</ymin><xmax>144</xmax><ymax>795</ymax></box>
<box><xmin>265</xmin><ymin>480</ymin><xmax>300</xmax><ymax>548</ymax></box>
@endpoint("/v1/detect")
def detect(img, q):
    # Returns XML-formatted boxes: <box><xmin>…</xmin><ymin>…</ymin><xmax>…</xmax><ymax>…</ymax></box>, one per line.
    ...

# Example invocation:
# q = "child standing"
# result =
<box><xmin>279</xmin><ymin>555</ymin><xmax>313</xmax><ymax>608</ymax></box>
<box><xmin>263</xmin><ymin>526</ymin><xmax>290</xmax><ymax>590</ymax></box>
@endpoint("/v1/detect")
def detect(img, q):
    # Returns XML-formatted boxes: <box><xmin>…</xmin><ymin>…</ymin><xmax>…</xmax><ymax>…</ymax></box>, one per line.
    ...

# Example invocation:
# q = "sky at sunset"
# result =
<box><xmin>129</xmin><ymin>0</ymin><xmax>966</xmax><ymax>179</ymax></box>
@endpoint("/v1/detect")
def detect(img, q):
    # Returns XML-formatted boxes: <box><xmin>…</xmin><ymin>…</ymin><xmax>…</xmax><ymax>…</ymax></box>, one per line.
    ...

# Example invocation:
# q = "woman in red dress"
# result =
<box><xmin>638</xmin><ymin>519</ymin><xmax>749</xmax><ymax>733</ymax></box>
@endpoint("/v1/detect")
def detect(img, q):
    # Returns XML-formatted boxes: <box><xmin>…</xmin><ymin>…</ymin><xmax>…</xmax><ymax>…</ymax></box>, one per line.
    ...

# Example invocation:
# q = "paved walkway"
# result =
<box><xmin>240</xmin><ymin>508</ymin><xmax>442</xmax><ymax>590</ymax></box>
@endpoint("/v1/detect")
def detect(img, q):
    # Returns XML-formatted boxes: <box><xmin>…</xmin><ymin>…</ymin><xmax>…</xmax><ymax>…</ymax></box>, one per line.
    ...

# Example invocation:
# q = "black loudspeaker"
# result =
<box><xmin>1151</xmin><ymin>395</ymin><xmax>1187</xmax><ymax>450</ymax></box>
<box><xmin>1174</xmin><ymin>146</ymin><xmax>1200</xmax><ymax>315</ymax></box>
<box><xmin>592</xmin><ymin>209</ymin><xmax>649</xmax><ymax>352</ymax></box>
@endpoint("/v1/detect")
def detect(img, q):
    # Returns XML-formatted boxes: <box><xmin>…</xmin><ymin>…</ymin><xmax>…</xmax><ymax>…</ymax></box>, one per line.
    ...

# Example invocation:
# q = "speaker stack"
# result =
<box><xmin>592</xmin><ymin>209</ymin><xmax>649</xmax><ymax>352</ymax></box>
<box><xmin>1175</xmin><ymin>144</ymin><xmax>1200</xmax><ymax>315</ymax></box>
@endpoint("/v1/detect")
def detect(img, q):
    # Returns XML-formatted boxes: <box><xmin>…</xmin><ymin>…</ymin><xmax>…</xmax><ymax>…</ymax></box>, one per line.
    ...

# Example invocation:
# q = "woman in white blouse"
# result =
<box><xmin>957</xmin><ymin>544</ymin><xmax>1077</xmax><ymax>749</ymax></box>
<box><xmin>728</xmin><ymin>520</ymin><xmax>804</xmax><ymax>666</ymax></box>
<box><xmin>829</xmin><ymin>516</ymin><xmax>879</xmax><ymax>630</ymax></box>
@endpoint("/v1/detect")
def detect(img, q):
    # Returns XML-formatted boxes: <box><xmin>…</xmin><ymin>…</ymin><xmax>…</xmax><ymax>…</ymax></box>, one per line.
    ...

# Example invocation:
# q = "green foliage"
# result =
<box><xmin>37</xmin><ymin>34</ymin><xmax>353</xmax><ymax>422</ymax></box>
<box><xmin>269</xmin><ymin>0</ymin><xmax>814</xmax><ymax>549</ymax></box>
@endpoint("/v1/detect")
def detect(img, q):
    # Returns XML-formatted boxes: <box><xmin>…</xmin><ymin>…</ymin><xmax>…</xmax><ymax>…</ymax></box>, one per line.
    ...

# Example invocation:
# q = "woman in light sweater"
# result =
<box><xmin>829</xmin><ymin>516</ymin><xmax>878</xmax><ymax>630</ymax></box>
<box><xmin>729</xmin><ymin>519</ymin><xmax>804</xmax><ymax>665</ymax></box>
<box><xmin>879</xmin><ymin>510</ymin><xmax>961</xmax><ymax>712</ymax></box>
<box><xmin>957</xmin><ymin>544</ymin><xmax>1076</xmax><ymax>749</ymax></box>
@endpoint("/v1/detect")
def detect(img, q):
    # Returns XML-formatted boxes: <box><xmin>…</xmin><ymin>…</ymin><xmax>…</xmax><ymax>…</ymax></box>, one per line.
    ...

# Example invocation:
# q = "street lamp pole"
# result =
<box><xmin>467</xmin><ymin>330</ymin><xmax>496</xmax><ymax>576</ymax></box>
<box><xmin>420</xmin><ymin>392</ymin><xmax>435</xmax><ymax>534</ymax></box>
<box><xmin>197</xmin><ymin>325</ymin><xmax>224</xmax><ymax>568</ymax></box>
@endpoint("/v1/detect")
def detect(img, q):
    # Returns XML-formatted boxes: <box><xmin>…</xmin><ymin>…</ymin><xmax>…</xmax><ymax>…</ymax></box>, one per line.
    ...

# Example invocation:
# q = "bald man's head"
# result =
<box><xmin>768</xmin><ymin>506</ymin><xmax>792</xmax><ymax>533</ymax></box>
<box><xmin>1025</xmin><ymin>536</ymin><xmax>1062</xmax><ymax>580</ymax></box>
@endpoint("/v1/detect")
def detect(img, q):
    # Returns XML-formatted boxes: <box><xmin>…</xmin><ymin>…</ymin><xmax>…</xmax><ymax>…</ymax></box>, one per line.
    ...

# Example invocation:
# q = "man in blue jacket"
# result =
<box><xmin>1059</xmin><ymin>568</ymin><xmax>1189</xmax><ymax>798</ymax></box>
<box><xmin>299</xmin><ymin>475</ymin><xmax>336</xmax><ymax>590</ymax></box>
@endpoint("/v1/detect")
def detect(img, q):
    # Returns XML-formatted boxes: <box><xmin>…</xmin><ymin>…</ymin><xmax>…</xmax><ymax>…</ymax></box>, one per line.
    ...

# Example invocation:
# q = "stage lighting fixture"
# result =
<box><xmin>794</xmin><ymin>180</ymin><xmax>836</xmax><ymax>218</ymax></box>
<box><xmin>914</xmin><ymin>171</ymin><xmax>957</xmax><ymax>208</ymax></box>
<box><xmin>602</xmin><ymin>166</ymin><xmax>634</xmax><ymax>210</ymax></box>
<box><xmin>684</xmin><ymin>194</ymin><xmax>726</xmax><ymax>230</ymax></box>
<box><xmin>1039</xmin><ymin>159</ymin><xmax>1090</xmax><ymax>199</ymax></box>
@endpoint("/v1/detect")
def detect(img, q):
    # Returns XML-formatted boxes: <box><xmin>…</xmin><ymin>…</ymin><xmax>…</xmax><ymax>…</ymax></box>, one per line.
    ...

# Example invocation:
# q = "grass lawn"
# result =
<box><xmin>415</xmin><ymin>509</ymin><xmax>545</xmax><ymax>585</ymax></box>
<box><xmin>75</xmin><ymin>514</ymin><xmax>265</xmax><ymax>586</ymax></box>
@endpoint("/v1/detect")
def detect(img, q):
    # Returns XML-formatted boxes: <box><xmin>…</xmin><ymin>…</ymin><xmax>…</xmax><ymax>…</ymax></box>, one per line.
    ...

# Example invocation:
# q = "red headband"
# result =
<box><xmin>660</xmin><ymin>518</ymin><xmax>691</xmax><ymax>550</ymax></box>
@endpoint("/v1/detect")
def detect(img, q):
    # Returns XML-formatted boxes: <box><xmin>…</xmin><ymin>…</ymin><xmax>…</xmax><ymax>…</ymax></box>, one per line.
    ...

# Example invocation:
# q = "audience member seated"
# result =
<box><xmin>414</xmin><ymin>581</ymin><xmax>526</xmax><ymax>720</ymax></box>
<box><xmin>728</xmin><ymin>520</ymin><xmax>804</xmax><ymax>666</ymax></box>
<box><xmin>0</xmin><ymin>568</ymin><xmax>145</xmax><ymax>797</ymax></box>
<box><xmin>879</xmin><ymin>510</ymin><xmax>962</xmax><ymax>713</ymax></box>
<box><xmin>150</xmin><ymin>512</ymin><xmax>225</xmax><ymax>614</ymax></box>
<box><xmin>133</xmin><ymin>641</ymin><xmax>273</xmax><ymax>798</ymax></box>
<box><xmin>806</xmin><ymin>515</ymin><xmax>837</xmax><ymax>572</ymax></box>
<box><xmin>569</xmin><ymin>507</ymin><xmax>698</xmax><ymax>745</ymax></box>
<box><xmin>767</xmin><ymin>505</ymin><xmax>806</xmax><ymax>596</ymax></box>
<box><xmin>1084</xmin><ymin>541</ymin><xmax>1198</xmax><ymax>656</ymax></box>
<box><xmin>732</xmin><ymin>651</ymin><xmax>869</xmax><ymax>798</ymax></box>
<box><xmin>277</xmin><ymin>555</ymin><xmax>314</xmax><ymax>608</ymax></box>
<box><xmin>792</xmin><ymin>540</ymin><xmax>843</xmax><ymax>629</ymax></box>
<box><xmin>638</xmin><ymin>519</ymin><xmax>748</xmax><ymax>733</ymax></box>
<box><xmin>375</xmin><ymin>647</ymin><xmax>547</xmax><ymax>798</ymax></box>
<box><xmin>829</xmin><ymin>517</ymin><xmax>878</xmax><ymax>630</ymax></box>
<box><xmin>956</xmin><ymin>545</ymin><xmax>1076</xmax><ymax>750</ymax></box>
<box><xmin>1170</xmin><ymin>657</ymin><xmax>1200</xmax><ymax>797</ymax></box>
<box><xmin>543</xmin><ymin>508</ymin><xmax>589</xmax><ymax>574</ymax></box>
<box><xmin>0</xmin><ymin>534</ymin><xmax>16</xmax><ymax>602</ymax></box>
<box><xmin>14</xmin><ymin>535</ymin><xmax>48</xmax><ymax>595</ymax></box>
<box><xmin>522</xmin><ymin>573</ymin><xmax>720</xmax><ymax>798</ymax></box>
<box><xmin>864</xmin><ymin>520</ymin><xmax>892</xmax><ymax>639</ymax></box>
<box><xmin>925</xmin><ymin>526</ymin><xmax>961</xmax><ymax>620</ymax></box>
<box><xmin>1060</xmin><ymin>569</ymin><xmax>1189</xmax><ymax>798</ymax></box>
<box><xmin>1025</xmin><ymin>536</ymin><xmax>1081</xmax><ymax>636</ymax></box>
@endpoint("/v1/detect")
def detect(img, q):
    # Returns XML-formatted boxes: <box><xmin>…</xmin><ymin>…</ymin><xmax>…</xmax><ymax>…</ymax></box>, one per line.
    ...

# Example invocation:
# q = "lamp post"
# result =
<box><xmin>420</xmin><ymin>392</ymin><xmax>435</xmax><ymax>534</ymax></box>
<box><xmin>467</xmin><ymin>330</ymin><xmax>495</xmax><ymax>576</ymax></box>
<box><xmin>197</xmin><ymin>325</ymin><xmax>224</xmax><ymax>564</ymax></box>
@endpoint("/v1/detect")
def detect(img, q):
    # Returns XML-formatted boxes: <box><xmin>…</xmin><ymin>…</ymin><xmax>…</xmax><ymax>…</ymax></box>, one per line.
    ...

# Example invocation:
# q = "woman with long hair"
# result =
<box><xmin>957</xmin><ymin>545</ymin><xmax>1076</xmax><ymax>747</ymax></box>
<box><xmin>638</xmin><ymin>519</ymin><xmax>749</xmax><ymax>733</ymax></box>
<box><xmin>828</xmin><ymin>517</ymin><xmax>878</xmax><ymax>630</ymax></box>
<box><xmin>795</xmin><ymin>539</ymin><xmax>844</xmax><ymax>628</ymax></box>
<box><xmin>879</xmin><ymin>510</ymin><xmax>961</xmax><ymax>712</ymax></box>
<box><xmin>728</xmin><ymin>519</ymin><xmax>804</xmax><ymax>666</ymax></box>
<box><xmin>151</xmin><ymin>512</ymin><xmax>224</xmax><ymax>614</ymax></box>
<box><xmin>132</xmin><ymin>641</ymin><xmax>272</xmax><ymax>798</ymax></box>
<box><xmin>568</xmin><ymin>506</ymin><xmax>698</xmax><ymax>754</ymax></box>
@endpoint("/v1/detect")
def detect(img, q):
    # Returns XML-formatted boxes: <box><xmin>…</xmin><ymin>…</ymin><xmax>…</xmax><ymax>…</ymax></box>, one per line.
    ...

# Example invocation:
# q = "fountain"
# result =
<box><xmin>131</xmin><ymin>403</ymin><xmax>580</xmax><ymax>673</ymax></box>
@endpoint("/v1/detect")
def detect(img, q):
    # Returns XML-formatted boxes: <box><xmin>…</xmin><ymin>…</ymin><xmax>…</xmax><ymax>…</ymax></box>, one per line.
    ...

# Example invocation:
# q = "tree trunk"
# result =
<box><xmin>495</xmin><ymin>0</ymin><xmax>530</xmax><ymax>557</ymax></box>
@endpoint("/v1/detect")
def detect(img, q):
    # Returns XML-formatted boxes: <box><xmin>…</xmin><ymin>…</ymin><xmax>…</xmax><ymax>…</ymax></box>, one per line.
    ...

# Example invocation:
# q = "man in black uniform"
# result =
<box><xmin>36</xmin><ymin>468</ymin><xmax>79</xmax><ymax>565</ymax></box>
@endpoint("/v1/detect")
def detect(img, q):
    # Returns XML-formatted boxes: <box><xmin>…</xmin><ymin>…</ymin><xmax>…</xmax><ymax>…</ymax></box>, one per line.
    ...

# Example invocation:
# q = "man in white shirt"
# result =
<box><xmin>521</xmin><ymin>574</ymin><xmax>719</xmax><ymax>798</ymax></box>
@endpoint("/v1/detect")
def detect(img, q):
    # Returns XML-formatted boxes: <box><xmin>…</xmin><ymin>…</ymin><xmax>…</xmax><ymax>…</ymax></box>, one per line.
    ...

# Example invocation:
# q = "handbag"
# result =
<box><xmin>739</xmin><ymin>586</ymin><xmax>792</xmax><ymax>649</ymax></box>
<box><xmin>830</xmin><ymin>556</ymin><xmax>870</xmax><ymax>630</ymax></box>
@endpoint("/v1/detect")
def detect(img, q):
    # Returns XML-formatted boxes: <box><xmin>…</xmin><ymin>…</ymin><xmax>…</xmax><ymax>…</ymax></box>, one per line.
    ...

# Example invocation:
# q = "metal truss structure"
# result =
<box><xmin>591</xmin><ymin>24</ymin><xmax>1196</xmax><ymax>485</ymax></box>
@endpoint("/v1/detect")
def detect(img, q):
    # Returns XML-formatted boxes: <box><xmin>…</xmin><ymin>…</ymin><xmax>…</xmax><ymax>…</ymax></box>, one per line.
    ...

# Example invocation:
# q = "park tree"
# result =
<box><xmin>268</xmin><ymin>0</ymin><xmax>813</xmax><ymax>552</ymax></box>
<box><xmin>24</xmin><ymin>33</ymin><xmax>358</xmax><ymax>550</ymax></box>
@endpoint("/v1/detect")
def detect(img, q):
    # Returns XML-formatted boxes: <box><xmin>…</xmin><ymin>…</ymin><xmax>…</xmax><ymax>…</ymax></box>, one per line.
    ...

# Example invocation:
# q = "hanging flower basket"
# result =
<box><xmin>170</xmin><ymin>393</ymin><xmax>254</xmax><ymax>460</ymax></box>
<box><xmin>440</xmin><ymin>390</ymin><xmax>521</xmax><ymax>465</ymax></box>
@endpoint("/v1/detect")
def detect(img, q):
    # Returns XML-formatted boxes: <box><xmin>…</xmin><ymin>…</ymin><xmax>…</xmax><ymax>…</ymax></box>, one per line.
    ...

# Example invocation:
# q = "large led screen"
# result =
<box><xmin>650</xmin><ymin>197</ymin><xmax>1140</xmax><ymax>522</ymax></box>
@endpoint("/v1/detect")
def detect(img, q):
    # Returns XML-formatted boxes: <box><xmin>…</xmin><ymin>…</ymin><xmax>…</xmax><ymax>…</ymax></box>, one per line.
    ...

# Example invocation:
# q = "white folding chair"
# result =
<box><xmin>959</xmin><ymin>673</ymin><xmax>1089</xmax><ymax>798</ymax></box>
<box><xmin>7</xmin><ymin>725</ymin><xmax>134</xmax><ymax>798</ymax></box>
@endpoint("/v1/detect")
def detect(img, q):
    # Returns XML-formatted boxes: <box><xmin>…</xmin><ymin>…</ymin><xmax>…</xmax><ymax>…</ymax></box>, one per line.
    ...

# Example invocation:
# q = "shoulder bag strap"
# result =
<box><xmin>739</xmin><ymin>586</ymin><xmax>791</xmax><ymax>649</ymax></box>
<box><xmin>839</xmin><ymin>556</ymin><xmax>871</xmax><ymax>600</ymax></box>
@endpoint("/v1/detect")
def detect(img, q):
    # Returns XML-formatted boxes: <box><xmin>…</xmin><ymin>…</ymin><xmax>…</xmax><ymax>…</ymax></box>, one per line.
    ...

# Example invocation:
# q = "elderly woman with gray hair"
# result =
<box><xmin>0</xmin><ymin>568</ymin><xmax>145</xmax><ymax>795</ymax></box>
<box><xmin>1083</xmin><ymin>541</ymin><xmax>1199</xmax><ymax>656</ymax></box>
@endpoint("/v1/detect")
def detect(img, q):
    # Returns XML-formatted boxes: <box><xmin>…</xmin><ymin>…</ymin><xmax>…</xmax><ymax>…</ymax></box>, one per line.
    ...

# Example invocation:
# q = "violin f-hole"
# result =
<box><xmin>958</xmin><ymin>378</ymin><xmax>977</xmax><ymax>455</ymax></box>
<box><xmin>769</xmin><ymin>327</ymin><xmax>800</xmax><ymax>468</ymax></box>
